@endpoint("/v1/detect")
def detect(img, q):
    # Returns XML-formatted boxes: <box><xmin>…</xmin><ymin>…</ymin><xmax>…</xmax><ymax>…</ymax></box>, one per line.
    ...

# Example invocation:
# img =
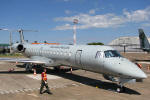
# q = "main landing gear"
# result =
<box><xmin>24</xmin><ymin>63</ymin><xmax>33</xmax><ymax>72</ymax></box>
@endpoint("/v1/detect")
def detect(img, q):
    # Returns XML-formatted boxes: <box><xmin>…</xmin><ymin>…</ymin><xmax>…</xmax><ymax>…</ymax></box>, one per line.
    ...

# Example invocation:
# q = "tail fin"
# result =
<box><xmin>138</xmin><ymin>29</ymin><xmax>150</xmax><ymax>51</ymax></box>
<box><xmin>18</xmin><ymin>29</ymin><xmax>25</xmax><ymax>44</ymax></box>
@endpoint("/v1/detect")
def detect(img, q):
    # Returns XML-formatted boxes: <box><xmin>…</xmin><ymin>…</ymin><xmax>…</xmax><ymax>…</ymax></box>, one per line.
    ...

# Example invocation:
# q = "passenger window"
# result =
<box><xmin>95</xmin><ymin>51</ymin><xmax>103</xmax><ymax>58</ymax></box>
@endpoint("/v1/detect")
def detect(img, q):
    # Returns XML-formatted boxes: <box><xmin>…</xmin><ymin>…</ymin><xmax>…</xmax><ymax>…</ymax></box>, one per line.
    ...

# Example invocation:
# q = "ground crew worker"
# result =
<box><xmin>40</xmin><ymin>68</ymin><xmax>52</xmax><ymax>94</ymax></box>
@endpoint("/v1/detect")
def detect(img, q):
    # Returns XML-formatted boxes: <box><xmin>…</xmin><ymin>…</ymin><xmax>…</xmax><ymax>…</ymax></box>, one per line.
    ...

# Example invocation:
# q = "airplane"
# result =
<box><xmin>0</xmin><ymin>29</ymin><xmax>147</xmax><ymax>93</ymax></box>
<box><xmin>139</xmin><ymin>29</ymin><xmax>150</xmax><ymax>52</ymax></box>
<box><xmin>135</xmin><ymin>29</ymin><xmax>150</xmax><ymax>64</ymax></box>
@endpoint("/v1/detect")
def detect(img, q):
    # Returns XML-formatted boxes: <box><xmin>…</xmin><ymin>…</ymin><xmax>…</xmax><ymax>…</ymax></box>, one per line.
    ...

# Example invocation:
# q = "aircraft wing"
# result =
<box><xmin>0</xmin><ymin>57</ymin><xmax>45</xmax><ymax>64</ymax></box>
<box><xmin>0</xmin><ymin>56</ymin><xmax>53</xmax><ymax>64</ymax></box>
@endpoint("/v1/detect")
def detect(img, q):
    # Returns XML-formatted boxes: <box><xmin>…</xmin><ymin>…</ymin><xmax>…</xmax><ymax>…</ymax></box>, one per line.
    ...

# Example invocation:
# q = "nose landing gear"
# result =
<box><xmin>116</xmin><ymin>82</ymin><xmax>125</xmax><ymax>93</ymax></box>
<box><xmin>116</xmin><ymin>78</ymin><xmax>135</xmax><ymax>93</ymax></box>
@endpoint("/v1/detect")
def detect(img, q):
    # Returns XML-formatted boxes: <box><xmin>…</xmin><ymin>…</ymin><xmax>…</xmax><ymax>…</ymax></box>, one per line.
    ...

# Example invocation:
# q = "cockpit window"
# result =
<box><xmin>104</xmin><ymin>50</ymin><xmax>122</xmax><ymax>58</ymax></box>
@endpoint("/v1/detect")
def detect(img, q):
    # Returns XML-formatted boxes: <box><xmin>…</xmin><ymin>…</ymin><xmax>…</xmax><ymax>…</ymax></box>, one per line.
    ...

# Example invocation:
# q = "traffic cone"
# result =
<box><xmin>147</xmin><ymin>65</ymin><xmax>150</xmax><ymax>71</ymax></box>
<box><xmin>70</xmin><ymin>67</ymin><xmax>72</xmax><ymax>74</ymax></box>
<box><xmin>33</xmin><ymin>68</ymin><xmax>36</xmax><ymax>76</ymax></box>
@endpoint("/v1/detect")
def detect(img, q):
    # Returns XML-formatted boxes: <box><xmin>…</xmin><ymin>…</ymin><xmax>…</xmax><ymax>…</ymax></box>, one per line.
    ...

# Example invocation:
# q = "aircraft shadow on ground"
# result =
<box><xmin>0</xmin><ymin>65</ymin><xmax>141</xmax><ymax>95</ymax></box>
<box><xmin>46</xmin><ymin>69</ymin><xmax>141</xmax><ymax>95</ymax></box>
<box><xmin>0</xmin><ymin>70</ymin><xmax>31</xmax><ymax>74</ymax></box>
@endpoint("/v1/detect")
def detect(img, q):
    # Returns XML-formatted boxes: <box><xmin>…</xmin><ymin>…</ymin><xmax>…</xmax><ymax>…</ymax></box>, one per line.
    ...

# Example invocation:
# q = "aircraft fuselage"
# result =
<box><xmin>16</xmin><ymin>43</ymin><xmax>147</xmax><ymax>79</ymax></box>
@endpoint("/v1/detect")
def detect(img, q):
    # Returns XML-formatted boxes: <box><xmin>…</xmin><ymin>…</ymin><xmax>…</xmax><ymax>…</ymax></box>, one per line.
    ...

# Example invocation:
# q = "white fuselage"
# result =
<box><xmin>14</xmin><ymin>43</ymin><xmax>147</xmax><ymax>79</ymax></box>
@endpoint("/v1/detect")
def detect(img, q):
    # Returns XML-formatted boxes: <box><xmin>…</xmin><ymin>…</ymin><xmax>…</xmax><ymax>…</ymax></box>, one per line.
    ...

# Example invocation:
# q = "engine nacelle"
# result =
<box><xmin>11</xmin><ymin>43</ymin><xmax>25</xmax><ymax>53</ymax></box>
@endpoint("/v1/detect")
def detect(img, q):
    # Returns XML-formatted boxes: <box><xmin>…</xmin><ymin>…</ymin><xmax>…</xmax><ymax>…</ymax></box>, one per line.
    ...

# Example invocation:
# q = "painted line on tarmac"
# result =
<box><xmin>0</xmin><ymin>88</ymin><xmax>39</xmax><ymax>95</ymax></box>
<box><xmin>0</xmin><ymin>83</ymin><xmax>79</xmax><ymax>95</ymax></box>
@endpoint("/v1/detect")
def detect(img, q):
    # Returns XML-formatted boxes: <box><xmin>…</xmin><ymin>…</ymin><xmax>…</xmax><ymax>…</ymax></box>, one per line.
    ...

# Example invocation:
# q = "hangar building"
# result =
<box><xmin>108</xmin><ymin>36</ymin><xmax>150</xmax><ymax>52</ymax></box>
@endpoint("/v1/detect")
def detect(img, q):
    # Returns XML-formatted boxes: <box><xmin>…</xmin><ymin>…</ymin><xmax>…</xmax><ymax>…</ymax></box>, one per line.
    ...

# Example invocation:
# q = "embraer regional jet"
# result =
<box><xmin>0</xmin><ymin>29</ymin><xmax>147</xmax><ymax>93</ymax></box>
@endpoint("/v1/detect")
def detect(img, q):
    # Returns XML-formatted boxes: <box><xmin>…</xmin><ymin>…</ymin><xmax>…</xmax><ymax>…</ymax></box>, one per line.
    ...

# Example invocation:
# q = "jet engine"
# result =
<box><xmin>11</xmin><ymin>43</ymin><xmax>25</xmax><ymax>53</ymax></box>
<box><xmin>17</xmin><ymin>44</ymin><xmax>24</xmax><ymax>51</ymax></box>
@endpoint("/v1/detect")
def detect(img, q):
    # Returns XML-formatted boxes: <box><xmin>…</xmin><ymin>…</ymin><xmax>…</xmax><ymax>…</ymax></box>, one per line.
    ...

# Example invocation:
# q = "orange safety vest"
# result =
<box><xmin>41</xmin><ymin>72</ymin><xmax>47</xmax><ymax>81</ymax></box>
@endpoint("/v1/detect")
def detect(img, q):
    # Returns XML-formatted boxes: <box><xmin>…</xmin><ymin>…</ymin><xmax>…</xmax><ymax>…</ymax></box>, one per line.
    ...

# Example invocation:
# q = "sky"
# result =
<box><xmin>0</xmin><ymin>0</ymin><xmax>150</xmax><ymax>45</ymax></box>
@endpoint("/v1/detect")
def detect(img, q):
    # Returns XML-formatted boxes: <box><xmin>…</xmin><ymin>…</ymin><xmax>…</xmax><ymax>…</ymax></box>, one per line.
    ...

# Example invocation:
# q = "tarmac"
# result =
<box><xmin>0</xmin><ymin>52</ymin><xmax>150</xmax><ymax>100</ymax></box>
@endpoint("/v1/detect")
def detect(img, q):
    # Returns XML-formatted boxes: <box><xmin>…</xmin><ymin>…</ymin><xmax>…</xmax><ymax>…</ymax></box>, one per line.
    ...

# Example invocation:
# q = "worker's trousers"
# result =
<box><xmin>40</xmin><ymin>80</ymin><xmax>50</xmax><ymax>93</ymax></box>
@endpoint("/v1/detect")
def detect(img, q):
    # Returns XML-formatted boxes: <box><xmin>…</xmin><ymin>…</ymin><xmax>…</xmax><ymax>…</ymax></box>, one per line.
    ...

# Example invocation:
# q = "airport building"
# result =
<box><xmin>108</xmin><ymin>36</ymin><xmax>150</xmax><ymax>52</ymax></box>
<box><xmin>0</xmin><ymin>43</ymin><xmax>10</xmax><ymax>54</ymax></box>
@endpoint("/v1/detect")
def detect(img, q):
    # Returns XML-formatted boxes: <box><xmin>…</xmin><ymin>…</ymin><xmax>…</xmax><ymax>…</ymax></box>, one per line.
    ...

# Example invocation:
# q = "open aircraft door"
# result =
<box><xmin>75</xmin><ymin>50</ymin><xmax>82</xmax><ymax>66</ymax></box>
<box><xmin>95</xmin><ymin>51</ymin><xmax>104</xmax><ymax>73</ymax></box>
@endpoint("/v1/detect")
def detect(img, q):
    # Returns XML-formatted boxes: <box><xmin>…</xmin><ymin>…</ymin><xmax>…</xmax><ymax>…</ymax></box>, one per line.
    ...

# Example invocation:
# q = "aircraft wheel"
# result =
<box><xmin>25</xmin><ymin>63</ymin><xmax>33</xmax><ymax>73</ymax></box>
<box><xmin>54</xmin><ymin>67</ymin><xmax>60</xmax><ymax>71</ymax></box>
<box><xmin>116</xmin><ymin>87</ymin><xmax>121</xmax><ymax>93</ymax></box>
<box><xmin>117</xmin><ymin>86</ymin><xmax>124</xmax><ymax>93</ymax></box>
<box><xmin>116</xmin><ymin>86</ymin><xmax>125</xmax><ymax>93</ymax></box>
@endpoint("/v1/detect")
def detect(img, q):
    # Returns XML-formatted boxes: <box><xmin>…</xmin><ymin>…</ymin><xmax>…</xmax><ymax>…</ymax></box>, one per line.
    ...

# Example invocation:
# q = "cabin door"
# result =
<box><xmin>75</xmin><ymin>50</ymin><xmax>82</xmax><ymax>65</ymax></box>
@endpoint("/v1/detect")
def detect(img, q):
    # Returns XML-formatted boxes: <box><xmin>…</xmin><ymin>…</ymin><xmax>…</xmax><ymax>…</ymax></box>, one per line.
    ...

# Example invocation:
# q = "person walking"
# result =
<box><xmin>40</xmin><ymin>68</ymin><xmax>52</xmax><ymax>94</ymax></box>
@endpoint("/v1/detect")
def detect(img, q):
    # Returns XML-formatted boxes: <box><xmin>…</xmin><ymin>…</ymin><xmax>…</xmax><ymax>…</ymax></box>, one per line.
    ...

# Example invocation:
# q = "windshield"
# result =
<box><xmin>104</xmin><ymin>50</ymin><xmax>122</xmax><ymax>58</ymax></box>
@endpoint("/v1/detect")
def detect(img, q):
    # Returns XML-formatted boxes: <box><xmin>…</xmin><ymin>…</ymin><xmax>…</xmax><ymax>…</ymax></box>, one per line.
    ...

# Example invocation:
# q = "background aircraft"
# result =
<box><xmin>135</xmin><ymin>29</ymin><xmax>150</xmax><ymax>64</ymax></box>
<box><xmin>139</xmin><ymin>29</ymin><xmax>150</xmax><ymax>52</ymax></box>
<box><xmin>0</xmin><ymin>29</ymin><xmax>147</xmax><ymax>93</ymax></box>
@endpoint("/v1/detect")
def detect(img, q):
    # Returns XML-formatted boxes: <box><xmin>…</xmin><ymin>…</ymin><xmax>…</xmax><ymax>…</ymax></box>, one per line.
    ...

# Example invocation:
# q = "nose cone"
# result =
<box><xmin>103</xmin><ymin>58</ymin><xmax>147</xmax><ymax>79</ymax></box>
<box><xmin>120</xmin><ymin>59</ymin><xmax>147</xmax><ymax>79</ymax></box>
<box><xmin>131</xmin><ymin>68</ymin><xmax>147</xmax><ymax>79</ymax></box>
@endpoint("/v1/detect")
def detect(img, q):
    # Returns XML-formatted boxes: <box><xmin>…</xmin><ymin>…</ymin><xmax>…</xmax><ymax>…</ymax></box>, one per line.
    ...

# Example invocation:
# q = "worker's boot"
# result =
<box><xmin>40</xmin><ymin>91</ymin><xmax>43</xmax><ymax>94</ymax></box>
<box><xmin>47</xmin><ymin>90</ymin><xmax>52</xmax><ymax>94</ymax></box>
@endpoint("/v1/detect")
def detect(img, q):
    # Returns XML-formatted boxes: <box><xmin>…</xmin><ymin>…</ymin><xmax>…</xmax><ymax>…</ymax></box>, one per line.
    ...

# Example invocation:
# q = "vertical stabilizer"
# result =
<box><xmin>139</xmin><ymin>29</ymin><xmax>150</xmax><ymax>51</ymax></box>
<box><xmin>18</xmin><ymin>29</ymin><xmax>25</xmax><ymax>43</ymax></box>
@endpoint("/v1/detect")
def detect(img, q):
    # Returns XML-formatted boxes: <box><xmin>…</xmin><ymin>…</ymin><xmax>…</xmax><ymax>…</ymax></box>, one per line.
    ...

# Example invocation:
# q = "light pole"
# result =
<box><xmin>73</xmin><ymin>19</ymin><xmax>78</xmax><ymax>45</ymax></box>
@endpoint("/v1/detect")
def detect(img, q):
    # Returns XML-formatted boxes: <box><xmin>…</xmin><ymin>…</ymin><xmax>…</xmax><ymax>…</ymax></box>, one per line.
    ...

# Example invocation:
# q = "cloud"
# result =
<box><xmin>141</xmin><ymin>23</ymin><xmax>150</xmax><ymax>27</ymax></box>
<box><xmin>54</xmin><ymin>6</ymin><xmax>150</xmax><ymax>30</ymax></box>
<box><xmin>89</xmin><ymin>9</ymin><xmax>96</xmax><ymax>14</ymax></box>
<box><xmin>123</xmin><ymin>7</ymin><xmax>150</xmax><ymax>22</ymax></box>
<box><xmin>54</xmin><ymin>24</ymin><xmax>72</xmax><ymax>30</ymax></box>
<box><xmin>65</xmin><ymin>10</ymin><xmax>71</xmax><ymax>14</ymax></box>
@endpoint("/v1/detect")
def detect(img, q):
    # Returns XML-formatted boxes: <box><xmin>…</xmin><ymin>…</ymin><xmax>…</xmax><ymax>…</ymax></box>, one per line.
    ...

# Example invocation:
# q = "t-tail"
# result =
<box><xmin>139</xmin><ymin>29</ymin><xmax>150</xmax><ymax>52</ymax></box>
<box><xmin>18</xmin><ymin>29</ymin><xmax>25</xmax><ymax>44</ymax></box>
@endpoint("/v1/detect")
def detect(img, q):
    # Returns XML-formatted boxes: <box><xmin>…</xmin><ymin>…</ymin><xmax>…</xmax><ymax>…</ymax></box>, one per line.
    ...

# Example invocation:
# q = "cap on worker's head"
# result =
<box><xmin>44</xmin><ymin>68</ymin><xmax>46</xmax><ymax>72</ymax></box>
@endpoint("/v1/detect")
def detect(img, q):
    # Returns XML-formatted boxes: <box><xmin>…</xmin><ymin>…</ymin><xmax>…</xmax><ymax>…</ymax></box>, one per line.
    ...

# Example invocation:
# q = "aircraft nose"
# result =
<box><xmin>133</xmin><ymin>69</ymin><xmax>147</xmax><ymax>79</ymax></box>
<box><xmin>103</xmin><ymin>58</ymin><xmax>147</xmax><ymax>79</ymax></box>
<box><xmin>121</xmin><ymin>60</ymin><xmax>147</xmax><ymax>79</ymax></box>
